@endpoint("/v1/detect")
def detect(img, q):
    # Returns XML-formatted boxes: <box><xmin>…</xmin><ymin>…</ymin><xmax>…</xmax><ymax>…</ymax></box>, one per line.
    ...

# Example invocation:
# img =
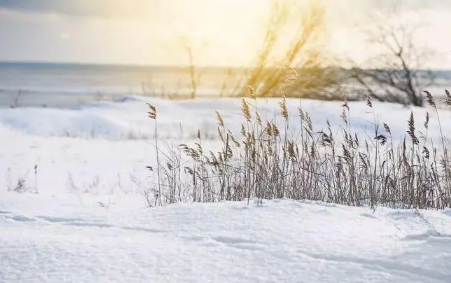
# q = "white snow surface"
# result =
<box><xmin>1</xmin><ymin>96</ymin><xmax>451</xmax><ymax>282</ymax></box>
<box><xmin>2</xmin><ymin>96</ymin><xmax>450</xmax><ymax>197</ymax></box>
<box><xmin>1</xmin><ymin>196</ymin><xmax>451</xmax><ymax>283</ymax></box>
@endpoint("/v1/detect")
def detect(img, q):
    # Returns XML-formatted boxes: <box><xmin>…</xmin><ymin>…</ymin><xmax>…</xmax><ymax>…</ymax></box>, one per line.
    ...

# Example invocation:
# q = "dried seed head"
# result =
<box><xmin>241</xmin><ymin>124</ymin><xmax>246</xmax><ymax>137</ymax></box>
<box><xmin>407</xmin><ymin>112</ymin><xmax>419</xmax><ymax>145</ymax></box>
<box><xmin>310</xmin><ymin>142</ymin><xmax>315</xmax><ymax>157</ymax></box>
<box><xmin>272</xmin><ymin>124</ymin><xmax>280</xmax><ymax>137</ymax></box>
<box><xmin>424</xmin><ymin>91</ymin><xmax>436</xmax><ymax>108</ymax></box>
<box><xmin>216</xmin><ymin>111</ymin><xmax>224</xmax><ymax>127</ymax></box>
<box><xmin>184</xmin><ymin>167</ymin><xmax>194</xmax><ymax>175</ymax></box>
<box><xmin>342</xmin><ymin>144</ymin><xmax>352</xmax><ymax>164</ymax></box>
<box><xmin>288</xmin><ymin>140</ymin><xmax>296</xmax><ymax>160</ymax></box>
<box><xmin>299</xmin><ymin>107</ymin><xmax>305</xmax><ymax>121</ymax></box>
<box><xmin>247</xmin><ymin>85</ymin><xmax>256</xmax><ymax>99</ymax></box>
<box><xmin>228</xmin><ymin>131</ymin><xmax>240</xmax><ymax>147</ymax></box>
<box><xmin>424</xmin><ymin>112</ymin><xmax>429</xmax><ymax>129</ymax></box>
<box><xmin>266</xmin><ymin>122</ymin><xmax>273</xmax><ymax>137</ymax></box>
<box><xmin>147</xmin><ymin>103</ymin><xmax>157</xmax><ymax>120</ymax></box>
<box><xmin>241</xmin><ymin>99</ymin><xmax>251</xmax><ymax>122</ymax></box>
<box><xmin>256</xmin><ymin>112</ymin><xmax>262</xmax><ymax>126</ymax></box>
<box><xmin>320</xmin><ymin>131</ymin><xmax>331</xmax><ymax>147</ymax></box>
<box><xmin>383</xmin><ymin>123</ymin><xmax>391</xmax><ymax>135</ymax></box>
<box><xmin>279</xmin><ymin>97</ymin><xmax>288</xmax><ymax>120</ymax></box>
<box><xmin>445</xmin><ymin>89</ymin><xmax>451</xmax><ymax>106</ymax></box>
<box><xmin>195</xmin><ymin>143</ymin><xmax>203</xmax><ymax>156</ymax></box>
<box><xmin>305</xmin><ymin>113</ymin><xmax>313</xmax><ymax>132</ymax></box>
<box><xmin>423</xmin><ymin>146</ymin><xmax>430</xmax><ymax>159</ymax></box>
<box><xmin>341</xmin><ymin>93</ymin><xmax>349</xmax><ymax>110</ymax></box>
<box><xmin>353</xmin><ymin>133</ymin><xmax>359</xmax><ymax>148</ymax></box>
<box><xmin>375</xmin><ymin>134</ymin><xmax>387</xmax><ymax>146</ymax></box>
<box><xmin>366</xmin><ymin>95</ymin><xmax>373</xmax><ymax>108</ymax></box>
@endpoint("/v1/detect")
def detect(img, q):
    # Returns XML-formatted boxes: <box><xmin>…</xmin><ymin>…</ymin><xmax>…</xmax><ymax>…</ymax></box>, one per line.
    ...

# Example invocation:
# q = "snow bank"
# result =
<box><xmin>1</xmin><ymin>96</ymin><xmax>449</xmax><ymax>143</ymax></box>
<box><xmin>0</xmin><ymin>197</ymin><xmax>450</xmax><ymax>283</ymax></box>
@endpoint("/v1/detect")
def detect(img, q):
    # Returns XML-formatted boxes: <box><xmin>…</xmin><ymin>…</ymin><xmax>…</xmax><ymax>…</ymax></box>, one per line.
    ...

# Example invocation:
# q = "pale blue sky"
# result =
<box><xmin>0</xmin><ymin>0</ymin><xmax>450</xmax><ymax>68</ymax></box>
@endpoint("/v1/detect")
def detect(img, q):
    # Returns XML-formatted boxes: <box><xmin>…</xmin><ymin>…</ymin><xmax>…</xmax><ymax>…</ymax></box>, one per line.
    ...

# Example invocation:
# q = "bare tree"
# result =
<box><xmin>180</xmin><ymin>36</ymin><xmax>205</xmax><ymax>100</ymax></box>
<box><xmin>156</xmin><ymin>36</ymin><xmax>206</xmax><ymax>99</ymax></box>
<box><xmin>349</xmin><ymin>3</ymin><xmax>436</xmax><ymax>107</ymax></box>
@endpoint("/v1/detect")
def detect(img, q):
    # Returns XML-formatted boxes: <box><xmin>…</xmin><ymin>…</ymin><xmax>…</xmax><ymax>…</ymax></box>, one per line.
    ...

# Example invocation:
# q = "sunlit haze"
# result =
<box><xmin>0</xmin><ymin>0</ymin><xmax>450</xmax><ymax>68</ymax></box>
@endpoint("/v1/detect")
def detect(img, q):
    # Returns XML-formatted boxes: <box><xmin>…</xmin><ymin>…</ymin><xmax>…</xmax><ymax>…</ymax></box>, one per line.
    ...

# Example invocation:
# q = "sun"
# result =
<box><xmin>161</xmin><ymin>0</ymin><xmax>333</xmax><ymax>67</ymax></box>
<box><xmin>162</xmin><ymin>0</ymin><xmax>273</xmax><ymax>66</ymax></box>
<box><xmin>104</xmin><ymin>0</ymin><xmax>341</xmax><ymax>67</ymax></box>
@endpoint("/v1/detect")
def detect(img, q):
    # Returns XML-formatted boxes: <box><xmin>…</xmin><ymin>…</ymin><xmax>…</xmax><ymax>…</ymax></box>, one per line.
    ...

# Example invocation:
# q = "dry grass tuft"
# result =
<box><xmin>146</xmin><ymin>90</ymin><xmax>451</xmax><ymax>210</ymax></box>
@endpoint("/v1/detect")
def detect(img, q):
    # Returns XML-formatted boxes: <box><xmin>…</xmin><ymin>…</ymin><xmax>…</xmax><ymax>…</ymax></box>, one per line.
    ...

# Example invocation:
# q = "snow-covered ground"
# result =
<box><xmin>2</xmin><ymin>96</ymin><xmax>451</xmax><ymax>197</ymax></box>
<box><xmin>1</xmin><ymin>96</ymin><xmax>451</xmax><ymax>282</ymax></box>
<box><xmin>1</xmin><ymin>196</ymin><xmax>451</xmax><ymax>283</ymax></box>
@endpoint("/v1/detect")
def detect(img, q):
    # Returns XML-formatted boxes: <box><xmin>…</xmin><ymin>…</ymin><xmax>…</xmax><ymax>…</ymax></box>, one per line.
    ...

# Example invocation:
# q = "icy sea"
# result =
<box><xmin>1</xmin><ymin>61</ymin><xmax>450</xmax><ymax>108</ymax></box>
<box><xmin>0</xmin><ymin>62</ymin><xmax>242</xmax><ymax>108</ymax></box>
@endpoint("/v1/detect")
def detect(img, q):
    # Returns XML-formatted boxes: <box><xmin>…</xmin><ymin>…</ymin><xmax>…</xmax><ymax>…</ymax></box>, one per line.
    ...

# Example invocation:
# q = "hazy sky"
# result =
<box><xmin>0</xmin><ymin>0</ymin><xmax>450</xmax><ymax>68</ymax></box>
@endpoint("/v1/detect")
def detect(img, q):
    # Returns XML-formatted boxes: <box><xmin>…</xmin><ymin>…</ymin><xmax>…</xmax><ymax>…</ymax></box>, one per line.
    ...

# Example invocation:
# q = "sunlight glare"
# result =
<box><xmin>99</xmin><ymin>0</ymin><xmax>359</xmax><ymax>67</ymax></box>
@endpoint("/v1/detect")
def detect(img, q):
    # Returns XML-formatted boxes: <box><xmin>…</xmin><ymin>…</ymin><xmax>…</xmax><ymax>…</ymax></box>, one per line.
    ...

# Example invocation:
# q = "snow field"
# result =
<box><xmin>1</xmin><ymin>96</ymin><xmax>451</xmax><ymax>282</ymax></box>
<box><xmin>1</xmin><ymin>196</ymin><xmax>451</xmax><ymax>283</ymax></box>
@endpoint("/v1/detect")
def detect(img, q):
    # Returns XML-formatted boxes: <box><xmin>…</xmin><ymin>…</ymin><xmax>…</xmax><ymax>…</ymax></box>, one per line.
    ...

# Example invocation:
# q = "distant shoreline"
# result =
<box><xmin>1</xmin><ymin>61</ymin><xmax>450</xmax><ymax>75</ymax></box>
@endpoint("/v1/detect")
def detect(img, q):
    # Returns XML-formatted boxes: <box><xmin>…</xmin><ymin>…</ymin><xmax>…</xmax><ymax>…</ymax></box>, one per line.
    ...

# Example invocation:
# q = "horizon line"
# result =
<box><xmin>0</xmin><ymin>60</ymin><xmax>450</xmax><ymax>72</ymax></box>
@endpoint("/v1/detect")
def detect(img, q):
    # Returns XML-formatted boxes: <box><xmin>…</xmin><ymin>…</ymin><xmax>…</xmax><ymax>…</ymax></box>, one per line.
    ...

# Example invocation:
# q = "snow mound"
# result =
<box><xmin>0</xmin><ymin>98</ymin><xmax>153</xmax><ymax>139</ymax></box>
<box><xmin>0</xmin><ymin>197</ymin><xmax>450</xmax><ymax>283</ymax></box>
<box><xmin>0</xmin><ymin>97</ymin><xmax>449</xmax><ymax>142</ymax></box>
<box><xmin>0</xmin><ymin>108</ymin><xmax>126</xmax><ymax>138</ymax></box>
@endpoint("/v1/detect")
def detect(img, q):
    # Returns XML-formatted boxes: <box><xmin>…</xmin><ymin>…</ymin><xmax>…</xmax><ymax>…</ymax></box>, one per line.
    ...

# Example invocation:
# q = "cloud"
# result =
<box><xmin>0</xmin><ymin>0</ymin><xmax>218</xmax><ymax>20</ymax></box>
<box><xmin>0</xmin><ymin>0</ymin><xmax>91</xmax><ymax>16</ymax></box>
<box><xmin>1</xmin><ymin>0</ymin><xmax>449</xmax><ymax>22</ymax></box>
<box><xmin>0</xmin><ymin>0</ymin><xmax>158</xmax><ymax>19</ymax></box>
